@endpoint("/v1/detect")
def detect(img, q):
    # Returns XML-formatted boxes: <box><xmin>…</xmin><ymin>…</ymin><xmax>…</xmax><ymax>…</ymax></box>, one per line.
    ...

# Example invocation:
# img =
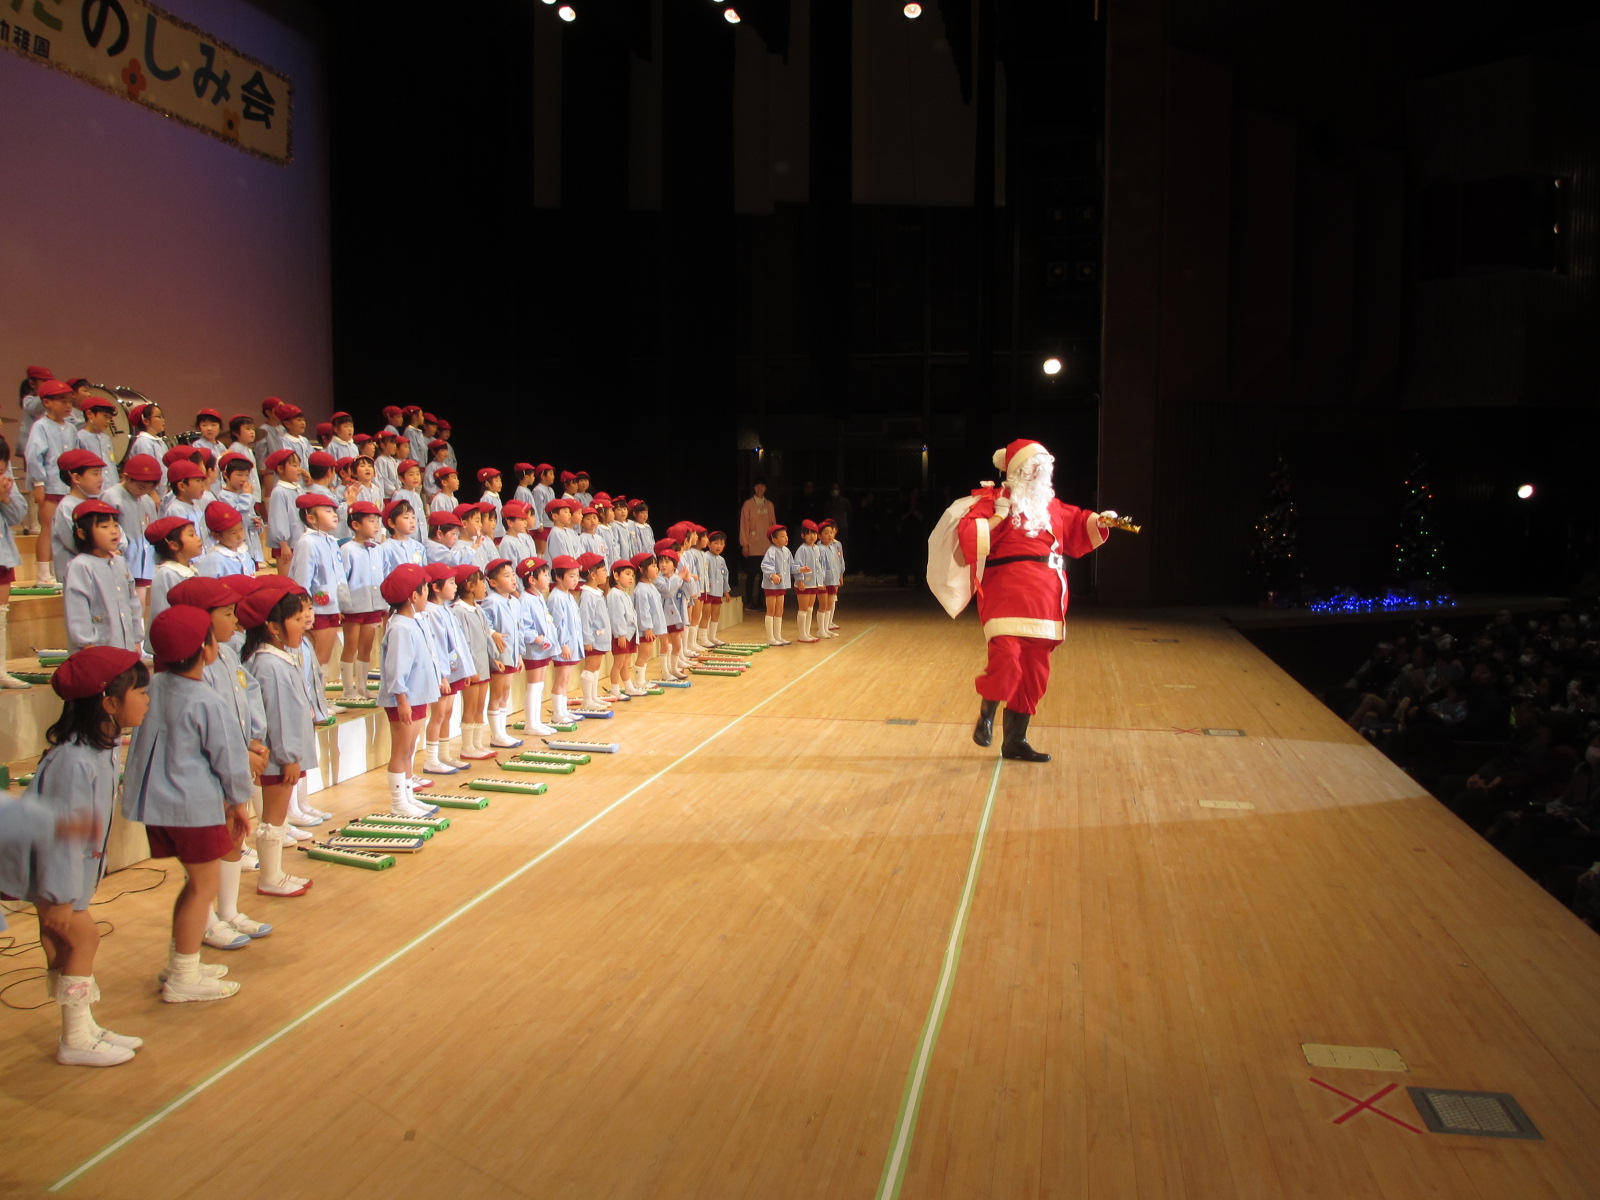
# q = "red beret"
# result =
<box><xmin>484</xmin><ymin>557</ymin><xmax>512</xmax><ymax>576</ymax></box>
<box><xmin>401</xmin><ymin>405</ymin><xmax>422</xmax><ymax>416</ymax></box>
<box><xmin>38</xmin><ymin>379</ymin><xmax>74</xmax><ymax>398</ymax></box>
<box><xmin>658</xmin><ymin>549</ymin><xmax>680</xmax><ymax>565</ymax></box>
<box><xmin>144</xmin><ymin>516</ymin><xmax>192</xmax><ymax>545</ymax></box>
<box><xmin>122</xmin><ymin>454</ymin><xmax>162</xmax><ymax>483</ymax></box>
<box><xmin>516</xmin><ymin>557</ymin><xmax>547</xmax><ymax>579</ymax></box>
<box><xmin>167</xmin><ymin>576</ymin><xmax>238</xmax><ymax>610</ymax></box>
<box><xmin>428</xmin><ymin>439</ymin><xmax>448</xmax><ymax>453</ymax></box>
<box><xmin>195</xmin><ymin>408</ymin><xmax>223</xmax><ymax>422</ymax></box>
<box><xmin>592</xmin><ymin>492</ymin><xmax>612</xmax><ymax>505</ymax></box>
<box><xmin>330</xmin><ymin>411</ymin><xmax>352</xmax><ymax>424</ymax></box>
<box><xmin>348</xmin><ymin>501</ymin><xmax>381</xmax><ymax>518</ymax></box>
<box><xmin>611</xmin><ymin>496</ymin><xmax>629</xmax><ymax>507</ymax></box>
<box><xmin>78</xmin><ymin>395</ymin><xmax>116</xmax><ymax>413</ymax></box>
<box><xmin>264</xmin><ymin>449</ymin><xmax>298</xmax><ymax>473</ymax></box>
<box><xmin>436</xmin><ymin>419</ymin><xmax>452</xmax><ymax>431</ymax></box>
<box><xmin>381</xmin><ymin>498</ymin><xmax>413</xmax><ymax>522</ymax></box>
<box><xmin>477</xmin><ymin>467</ymin><xmax>501</xmax><ymax>482</ymax></box>
<box><xmin>236</xmin><ymin>577</ymin><xmax>305</xmax><ymax>628</ymax></box>
<box><xmin>454</xmin><ymin>503</ymin><xmax>481</xmax><ymax>520</ymax></box>
<box><xmin>800</xmin><ymin>519</ymin><xmax>819</xmax><ymax>532</ymax></box>
<box><xmin>573</xmin><ymin>469</ymin><xmax>590</xmax><ymax>479</ymax></box>
<box><xmin>535</xmin><ymin>462</ymin><xmax>553</xmax><ymax>473</ymax></box>
<box><xmin>434</xmin><ymin>466</ymin><xmax>458</xmax><ymax>479</ymax></box>
<box><xmin>229</xmin><ymin>413</ymin><xmax>252</xmax><ymax>425</ymax></box>
<box><xmin>57</xmin><ymin>448</ymin><xmax>106</xmax><ymax>472</ymax></box>
<box><xmin>353</xmin><ymin>433</ymin><xmax>373</xmax><ymax>445</ymax></box>
<box><xmin>451</xmin><ymin>563</ymin><xmax>481</xmax><ymax>587</ymax></box>
<box><xmin>25</xmin><ymin>365</ymin><xmax>54</xmax><ymax>381</ymax></box>
<box><xmin>315</xmin><ymin>422</ymin><xmax>333</xmax><ymax>439</ymax></box>
<box><xmin>204</xmin><ymin>501</ymin><xmax>242</xmax><ymax>532</ymax></box>
<box><xmin>397</xmin><ymin>458</ymin><xmax>421</xmax><ymax>474</ymax></box>
<box><xmin>334</xmin><ymin>457</ymin><xmax>356</xmax><ymax>473</ymax></box>
<box><xmin>818</xmin><ymin>519</ymin><xmax>837</xmax><ymax>529</ymax></box>
<box><xmin>382</xmin><ymin>405</ymin><xmax>403</xmax><ymax>419</ymax></box>
<box><xmin>307</xmin><ymin>450</ymin><xmax>336</xmax><ymax>471</ymax></box>
<box><xmin>580</xmin><ymin>506</ymin><xmax>598</xmax><ymax>517</ymax></box>
<box><xmin>559</xmin><ymin>471</ymin><xmax>576</xmax><ymax>483</ymax></box>
<box><xmin>167</xmin><ymin>461</ymin><xmax>206</xmax><ymax>483</ymax></box>
<box><xmin>219</xmin><ymin>452</ymin><xmax>253</xmax><ymax>473</ymax></box>
<box><xmin>514</xmin><ymin>462</ymin><xmax>536</xmax><ymax>472</ymax></box>
<box><xmin>192</xmin><ymin>447</ymin><xmax>215</xmax><ymax>469</ymax></box>
<box><xmin>295</xmin><ymin>493</ymin><xmax>335</xmax><ymax>510</ymax></box>
<box><xmin>767</xmin><ymin>524</ymin><xmax>786</xmax><ymax>537</ymax></box>
<box><xmin>220</xmin><ymin>573</ymin><xmax>257</xmax><ymax>599</ymax></box>
<box><xmin>549</xmin><ymin>555</ymin><xmax>580</xmax><ymax>572</ymax></box>
<box><xmin>577</xmin><ymin>552</ymin><xmax>606</xmax><ymax>572</ymax></box>
<box><xmin>161</xmin><ymin>447</ymin><xmax>194</xmax><ymax>468</ymax></box>
<box><xmin>628</xmin><ymin>498</ymin><xmax>649</xmax><ymax>513</ymax></box>
<box><xmin>629</xmin><ymin>552</ymin><xmax>655</xmax><ymax>571</ymax></box>
<box><xmin>261</xmin><ymin>396</ymin><xmax>282</xmax><ymax>414</ymax></box>
<box><xmin>128</xmin><ymin>403</ymin><xmax>154</xmax><ymax>428</ymax></box>
<box><xmin>500</xmin><ymin>501</ymin><xmax>530</xmax><ymax>518</ymax></box>
<box><xmin>424</xmin><ymin>562</ymin><xmax>455</xmax><ymax>582</ymax></box>
<box><xmin>380</xmin><ymin>563</ymin><xmax>428</xmax><ymax>606</ymax></box>
<box><xmin>611</xmin><ymin>559</ymin><xmax>636</xmax><ymax>575</ymax></box>
<box><xmin>275</xmin><ymin>403</ymin><xmax>303</xmax><ymax>420</ymax></box>
<box><xmin>376</xmin><ymin>428</ymin><xmax>400</xmax><ymax>441</ymax></box>
<box><xmin>654</xmin><ymin>538</ymin><xmax>676</xmax><ymax>554</ymax></box>
<box><xmin>427</xmin><ymin>511</ymin><xmax>461</xmax><ymax>529</ymax></box>
<box><xmin>52</xmin><ymin>646</ymin><xmax>140</xmax><ymax>700</ymax></box>
<box><xmin>72</xmin><ymin>499</ymin><xmax>119</xmax><ymax>519</ymax></box>
<box><xmin>149</xmin><ymin>605</ymin><xmax>212</xmax><ymax>665</ymax></box>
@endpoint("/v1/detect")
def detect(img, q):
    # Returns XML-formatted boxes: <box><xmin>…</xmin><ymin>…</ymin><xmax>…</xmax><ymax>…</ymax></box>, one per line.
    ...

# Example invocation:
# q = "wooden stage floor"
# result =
<box><xmin>3</xmin><ymin>594</ymin><xmax>1598</xmax><ymax>1199</ymax></box>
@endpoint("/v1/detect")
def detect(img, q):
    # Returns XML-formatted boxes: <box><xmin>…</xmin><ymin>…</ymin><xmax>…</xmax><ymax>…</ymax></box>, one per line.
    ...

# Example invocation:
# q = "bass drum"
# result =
<box><xmin>80</xmin><ymin>383</ymin><xmax>149</xmax><ymax>464</ymax></box>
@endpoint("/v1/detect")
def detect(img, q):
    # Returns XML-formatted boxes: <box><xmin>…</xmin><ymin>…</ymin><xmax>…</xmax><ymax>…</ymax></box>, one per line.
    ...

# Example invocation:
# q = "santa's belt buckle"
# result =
<box><xmin>1047</xmin><ymin>552</ymin><xmax>1064</xmax><ymax>569</ymax></box>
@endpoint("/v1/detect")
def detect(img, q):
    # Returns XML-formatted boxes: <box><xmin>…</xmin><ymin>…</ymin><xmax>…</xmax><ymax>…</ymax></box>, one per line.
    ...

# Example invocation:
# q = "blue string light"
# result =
<box><xmin>1307</xmin><ymin>592</ymin><xmax>1457</xmax><ymax>614</ymax></box>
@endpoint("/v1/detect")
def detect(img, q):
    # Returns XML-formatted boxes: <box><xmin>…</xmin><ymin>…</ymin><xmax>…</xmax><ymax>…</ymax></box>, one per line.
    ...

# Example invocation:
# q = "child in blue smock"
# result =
<box><xmin>338</xmin><ymin>501</ymin><xmax>387</xmax><ymax>701</ymax></box>
<box><xmin>480</xmin><ymin>558</ymin><xmax>525</xmax><ymax>748</ymax></box>
<box><xmin>760</xmin><ymin>524</ymin><xmax>794</xmax><ymax>645</ymax></box>
<box><xmin>546</xmin><ymin>556</ymin><xmax>585</xmax><ymax>726</ymax></box>
<box><xmin>577</xmin><ymin>552</ymin><xmax>613</xmax><ymax>711</ymax></box>
<box><xmin>376</xmin><ymin>563</ymin><xmax>443</xmax><ymax>817</ymax></box>
<box><xmin>63</xmin><ymin>501</ymin><xmax>144</xmax><ymax>654</ymax></box>
<box><xmin>451</xmin><ymin>564</ymin><xmax>496</xmax><ymax>761</ymax></box>
<box><xmin>516</xmin><ymin>557</ymin><xmax>558</xmax><ymax>735</ymax></box>
<box><xmin>0</xmin><ymin>647</ymin><xmax>148</xmax><ymax>1063</ymax></box>
<box><xmin>606</xmin><ymin>559</ymin><xmax>643</xmax><ymax>700</ymax></box>
<box><xmin>422</xmin><ymin>563</ymin><xmax>471</xmax><ymax>773</ymax></box>
<box><xmin>631</xmin><ymin>552</ymin><xmax>669</xmax><ymax>690</ymax></box>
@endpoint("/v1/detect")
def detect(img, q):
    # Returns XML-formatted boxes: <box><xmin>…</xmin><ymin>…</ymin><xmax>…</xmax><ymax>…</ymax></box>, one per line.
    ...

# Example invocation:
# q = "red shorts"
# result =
<box><xmin>491</xmin><ymin>663</ymin><xmax>519</xmax><ymax>675</ymax></box>
<box><xmin>667</xmin><ymin>623</ymin><xmax>683</xmax><ymax>634</ymax></box>
<box><xmin>385</xmin><ymin>704</ymin><xmax>422</xmax><ymax>723</ymax></box>
<box><xmin>342</xmin><ymin>610</ymin><xmax>384</xmax><ymax>625</ymax></box>
<box><xmin>764</xmin><ymin>588</ymin><xmax>788</xmax><ymax>598</ymax></box>
<box><xmin>798</xmin><ymin>587</ymin><xmax>821</xmax><ymax>596</ymax></box>
<box><xmin>704</xmin><ymin>595</ymin><xmax>723</xmax><ymax>606</ymax></box>
<box><xmin>613</xmin><ymin>637</ymin><xmax>637</xmax><ymax>654</ymax></box>
<box><xmin>135</xmin><ymin>577</ymin><xmax>151</xmax><ymax>588</ymax></box>
<box><xmin>145</xmin><ymin>823</ymin><xmax>235</xmax><ymax>864</ymax></box>
<box><xmin>448</xmin><ymin>679</ymin><xmax>468</xmax><ymax>695</ymax></box>
<box><xmin>0</xmin><ymin>566</ymin><xmax>13</xmax><ymax>586</ymax></box>
<box><xmin>523</xmin><ymin>658</ymin><xmax>552</xmax><ymax>671</ymax></box>
<box><xmin>44</xmin><ymin>492</ymin><xmax>67</xmax><ymax>502</ymax></box>
<box><xmin>312</xmin><ymin>613</ymin><xmax>342</xmax><ymax>630</ymax></box>
<box><xmin>259</xmin><ymin>773</ymin><xmax>287</xmax><ymax>786</ymax></box>
<box><xmin>555</xmin><ymin>657</ymin><xmax>581</xmax><ymax>667</ymax></box>
<box><xmin>825</xmin><ymin>585</ymin><xmax>839</xmax><ymax>595</ymax></box>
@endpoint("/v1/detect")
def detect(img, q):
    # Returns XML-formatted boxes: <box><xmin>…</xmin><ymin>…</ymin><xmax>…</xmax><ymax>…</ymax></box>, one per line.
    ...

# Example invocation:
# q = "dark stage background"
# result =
<box><xmin>312</xmin><ymin>0</ymin><xmax>1600</xmax><ymax>605</ymax></box>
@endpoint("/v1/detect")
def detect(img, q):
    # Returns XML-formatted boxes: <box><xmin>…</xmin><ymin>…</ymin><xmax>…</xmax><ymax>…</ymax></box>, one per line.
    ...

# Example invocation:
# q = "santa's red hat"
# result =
<box><xmin>993</xmin><ymin>439</ymin><xmax>1048</xmax><ymax>475</ymax></box>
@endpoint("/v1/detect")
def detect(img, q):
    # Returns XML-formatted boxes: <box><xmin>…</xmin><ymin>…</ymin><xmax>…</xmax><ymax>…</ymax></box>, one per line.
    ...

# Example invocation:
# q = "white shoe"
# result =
<box><xmin>395</xmin><ymin>793</ymin><xmax>440</xmax><ymax>818</ymax></box>
<box><xmin>286</xmin><ymin>809</ymin><xmax>324</xmax><ymax>827</ymax></box>
<box><xmin>523</xmin><ymin>718</ymin><xmax>556</xmax><ymax>735</ymax></box>
<box><xmin>305</xmin><ymin>803</ymin><xmax>334</xmax><ymax>820</ymax></box>
<box><xmin>161</xmin><ymin>976</ymin><xmax>240</xmax><ymax>1003</ymax></box>
<box><xmin>0</xmin><ymin>669</ymin><xmax>31</xmax><ymax>690</ymax></box>
<box><xmin>223</xmin><ymin>912</ymin><xmax>273</xmax><ymax>938</ymax></box>
<box><xmin>238</xmin><ymin>847</ymin><xmax>259</xmax><ymax>871</ymax></box>
<box><xmin>282</xmin><ymin>823</ymin><xmax>313</xmax><ymax>843</ymax></box>
<box><xmin>422</xmin><ymin>756</ymin><xmax>460</xmax><ymax>775</ymax></box>
<box><xmin>93</xmin><ymin>1027</ymin><xmax>144</xmax><ymax>1051</ymax></box>
<box><xmin>57</xmin><ymin>1037</ymin><xmax>136</xmax><ymax>1066</ymax></box>
<box><xmin>623</xmin><ymin>683</ymin><xmax>649</xmax><ymax>697</ymax></box>
<box><xmin>256</xmin><ymin>873</ymin><xmax>312</xmax><ymax>897</ymax></box>
<box><xmin>202</xmin><ymin>922</ymin><xmax>252</xmax><ymax>951</ymax></box>
<box><xmin>157</xmin><ymin>961</ymin><xmax>229</xmax><ymax>985</ymax></box>
<box><xmin>488</xmin><ymin>728</ymin><xmax>524</xmax><ymax>748</ymax></box>
<box><xmin>409</xmin><ymin>775</ymin><xmax>434</xmax><ymax>790</ymax></box>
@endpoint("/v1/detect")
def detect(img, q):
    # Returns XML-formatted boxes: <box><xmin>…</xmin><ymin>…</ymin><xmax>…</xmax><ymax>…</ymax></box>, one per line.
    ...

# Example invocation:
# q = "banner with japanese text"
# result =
<box><xmin>1</xmin><ymin>0</ymin><xmax>292</xmax><ymax>164</ymax></box>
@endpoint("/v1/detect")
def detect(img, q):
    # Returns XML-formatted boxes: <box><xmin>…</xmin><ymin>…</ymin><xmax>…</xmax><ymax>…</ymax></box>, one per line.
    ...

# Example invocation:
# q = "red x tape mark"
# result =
<box><xmin>1173</xmin><ymin>727</ymin><xmax>1203</xmax><ymax>736</ymax></box>
<box><xmin>1310</xmin><ymin>1078</ymin><xmax>1423</xmax><ymax>1134</ymax></box>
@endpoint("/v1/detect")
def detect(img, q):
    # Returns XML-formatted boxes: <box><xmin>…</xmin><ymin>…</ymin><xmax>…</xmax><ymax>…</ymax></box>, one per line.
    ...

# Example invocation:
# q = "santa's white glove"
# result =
<box><xmin>1095</xmin><ymin>509</ymin><xmax>1119</xmax><ymax>528</ymax></box>
<box><xmin>992</xmin><ymin>495</ymin><xmax>1012</xmax><ymax>517</ymax></box>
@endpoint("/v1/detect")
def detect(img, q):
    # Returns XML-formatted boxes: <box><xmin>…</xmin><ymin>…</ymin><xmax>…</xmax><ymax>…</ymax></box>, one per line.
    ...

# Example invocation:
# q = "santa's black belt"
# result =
<box><xmin>986</xmin><ymin>553</ymin><xmax>1064</xmax><ymax>569</ymax></box>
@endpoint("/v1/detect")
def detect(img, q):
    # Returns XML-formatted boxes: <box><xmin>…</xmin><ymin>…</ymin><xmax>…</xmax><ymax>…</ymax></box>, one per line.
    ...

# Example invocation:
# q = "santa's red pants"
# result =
<box><xmin>975</xmin><ymin>634</ymin><xmax>1060</xmax><ymax>715</ymax></box>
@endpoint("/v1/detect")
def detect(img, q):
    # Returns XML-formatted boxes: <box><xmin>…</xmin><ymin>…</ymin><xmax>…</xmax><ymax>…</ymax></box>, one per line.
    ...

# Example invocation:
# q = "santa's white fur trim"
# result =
<box><xmin>995</xmin><ymin>439</ymin><xmax>1045</xmax><ymax>477</ymax></box>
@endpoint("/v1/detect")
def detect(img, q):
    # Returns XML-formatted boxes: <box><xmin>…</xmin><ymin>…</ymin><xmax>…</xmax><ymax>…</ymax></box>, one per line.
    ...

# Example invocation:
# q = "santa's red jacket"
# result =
<box><xmin>955</xmin><ymin>491</ymin><xmax>1106</xmax><ymax>641</ymax></box>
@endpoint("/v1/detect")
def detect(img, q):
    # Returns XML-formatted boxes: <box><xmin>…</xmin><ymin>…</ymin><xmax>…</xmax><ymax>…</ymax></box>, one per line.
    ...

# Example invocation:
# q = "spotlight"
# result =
<box><xmin>1517</xmin><ymin>484</ymin><xmax>1535</xmax><ymax>499</ymax></box>
<box><xmin>904</xmin><ymin>2</ymin><xmax>923</xmax><ymax>16</ymax></box>
<box><xmin>557</xmin><ymin>4</ymin><xmax>575</xmax><ymax>18</ymax></box>
<box><xmin>724</xmin><ymin>7</ymin><xmax>741</xmax><ymax>21</ymax></box>
<box><xmin>1042</xmin><ymin>357</ymin><xmax>1063</xmax><ymax>376</ymax></box>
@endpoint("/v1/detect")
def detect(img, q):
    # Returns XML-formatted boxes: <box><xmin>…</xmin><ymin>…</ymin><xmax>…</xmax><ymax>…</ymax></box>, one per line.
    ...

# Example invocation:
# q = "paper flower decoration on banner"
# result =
<box><xmin>121</xmin><ymin>59</ymin><xmax>148</xmax><ymax>101</ymax></box>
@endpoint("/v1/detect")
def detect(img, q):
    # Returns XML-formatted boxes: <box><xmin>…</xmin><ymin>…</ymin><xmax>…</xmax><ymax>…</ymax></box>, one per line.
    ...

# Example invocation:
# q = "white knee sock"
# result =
<box><xmin>216</xmin><ymin>858</ymin><xmax>243</xmax><ymax>923</ymax></box>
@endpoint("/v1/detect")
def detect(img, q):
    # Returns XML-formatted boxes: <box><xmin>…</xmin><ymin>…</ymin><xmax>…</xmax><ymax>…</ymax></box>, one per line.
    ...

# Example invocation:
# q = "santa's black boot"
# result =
<box><xmin>1000</xmin><ymin>709</ymin><xmax>1050</xmax><ymax>762</ymax></box>
<box><xmin>973</xmin><ymin>699</ymin><xmax>999</xmax><ymax>747</ymax></box>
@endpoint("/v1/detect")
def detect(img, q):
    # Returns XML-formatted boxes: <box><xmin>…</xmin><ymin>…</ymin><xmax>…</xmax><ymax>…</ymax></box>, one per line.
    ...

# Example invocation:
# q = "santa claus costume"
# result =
<box><xmin>939</xmin><ymin>439</ymin><xmax>1114</xmax><ymax>762</ymax></box>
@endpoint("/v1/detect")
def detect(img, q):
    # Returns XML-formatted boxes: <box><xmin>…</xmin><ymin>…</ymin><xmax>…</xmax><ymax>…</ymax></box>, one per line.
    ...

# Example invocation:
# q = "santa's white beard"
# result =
<box><xmin>1008</xmin><ymin>473</ymin><xmax>1055</xmax><ymax>534</ymax></box>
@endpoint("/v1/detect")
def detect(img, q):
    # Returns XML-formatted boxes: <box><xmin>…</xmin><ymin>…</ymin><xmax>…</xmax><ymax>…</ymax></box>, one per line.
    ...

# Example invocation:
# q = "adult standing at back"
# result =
<box><xmin>739</xmin><ymin>478</ymin><xmax>775</xmax><ymax>609</ymax></box>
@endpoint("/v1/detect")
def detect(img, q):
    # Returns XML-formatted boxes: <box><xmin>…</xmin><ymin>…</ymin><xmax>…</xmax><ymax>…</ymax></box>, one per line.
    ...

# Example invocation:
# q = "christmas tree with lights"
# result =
<box><xmin>1251</xmin><ymin>454</ymin><xmax>1302</xmax><ymax>605</ymax></box>
<box><xmin>1396</xmin><ymin>456</ymin><xmax>1447</xmax><ymax>600</ymax></box>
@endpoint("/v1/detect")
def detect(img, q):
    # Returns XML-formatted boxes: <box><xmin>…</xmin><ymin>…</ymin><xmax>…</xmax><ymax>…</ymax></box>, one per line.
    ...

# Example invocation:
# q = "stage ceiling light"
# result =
<box><xmin>1517</xmin><ymin>484</ymin><xmax>1535</xmax><ymax>499</ymax></box>
<box><xmin>724</xmin><ymin>7</ymin><xmax>741</xmax><ymax>22</ymax></box>
<box><xmin>904</xmin><ymin>3</ymin><xmax>924</xmax><ymax>16</ymax></box>
<box><xmin>557</xmin><ymin>4</ymin><xmax>575</xmax><ymax>18</ymax></box>
<box><xmin>1042</xmin><ymin>357</ymin><xmax>1063</xmax><ymax>376</ymax></box>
